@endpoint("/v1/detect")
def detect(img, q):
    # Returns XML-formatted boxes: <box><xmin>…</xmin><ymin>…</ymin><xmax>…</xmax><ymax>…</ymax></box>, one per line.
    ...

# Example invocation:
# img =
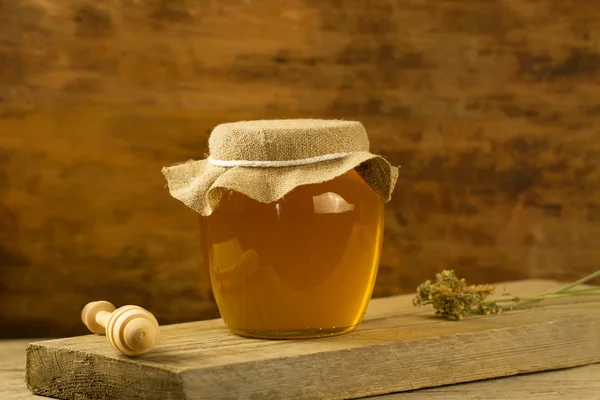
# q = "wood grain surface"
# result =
<box><xmin>2</xmin><ymin>0</ymin><xmax>600</xmax><ymax>337</ymax></box>
<box><xmin>26</xmin><ymin>280</ymin><xmax>600</xmax><ymax>400</ymax></box>
<box><xmin>2</xmin><ymin>340</ymin><xmax>599</xmax><ymax>400</ymax></box>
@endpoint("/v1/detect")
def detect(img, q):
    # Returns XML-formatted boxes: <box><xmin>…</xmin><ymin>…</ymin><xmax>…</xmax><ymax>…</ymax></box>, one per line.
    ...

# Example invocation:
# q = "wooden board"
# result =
<box><xmin>2</xmin><ymin>339</ymin><xmax>599</xmax><ymax>400</ymax></box>
<box><xmin>3</xmin><ymin>0</ymin><xmax>600</xmax><ymax>339</ymax></box>
<box><xmin>25</xmin><ymin>280</ymin><xmax>600</xmax><ymax>400</ymax></box>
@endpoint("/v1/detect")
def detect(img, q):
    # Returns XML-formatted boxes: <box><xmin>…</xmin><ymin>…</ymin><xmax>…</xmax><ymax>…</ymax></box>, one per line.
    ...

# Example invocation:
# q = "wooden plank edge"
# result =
<box><xmin>179</xmin><ymin>315</ymin><xmax>600</xmax><ymax>399</ymax></box>
<box><xmin>26</xmin><ymin>315</ymin><xmax>600</xmax><ymax>400</ymax></box>
<box><xmin>25</xmin><ymin>343</ymin><xmax>185</xmax><ymax>400</ymax></box>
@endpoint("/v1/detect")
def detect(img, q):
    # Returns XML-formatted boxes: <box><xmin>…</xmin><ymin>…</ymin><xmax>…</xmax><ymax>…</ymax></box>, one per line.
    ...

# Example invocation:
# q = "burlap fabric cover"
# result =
<box><xmin>162</xmin><ymin>119</ymin><xmax>399</xmax><ymax>216</ymax></box>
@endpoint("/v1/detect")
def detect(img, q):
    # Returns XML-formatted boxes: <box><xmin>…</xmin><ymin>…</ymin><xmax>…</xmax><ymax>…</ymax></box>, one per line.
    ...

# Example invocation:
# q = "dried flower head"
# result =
<box><xmin>413</xmin><ymin>270</ymin><xmax>498</xmax><ymax>320</ymax></box>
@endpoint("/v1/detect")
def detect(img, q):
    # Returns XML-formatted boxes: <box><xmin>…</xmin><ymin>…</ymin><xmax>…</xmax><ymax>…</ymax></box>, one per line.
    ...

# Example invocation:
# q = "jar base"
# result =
<box><xmin>229</xmin><ymin>325</ymin><xmax>359</xmax><ymax>340</ymax></box>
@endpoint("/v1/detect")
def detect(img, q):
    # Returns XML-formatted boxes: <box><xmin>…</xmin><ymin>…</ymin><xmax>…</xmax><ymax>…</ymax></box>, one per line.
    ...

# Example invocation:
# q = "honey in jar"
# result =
<box><xmin>162</xmin><ymin>119</ymin><xmax>398</xmax><ymax>339</ymax></box>
<box><xmin>200</xmin><ymin>169</ymin><xmax>384</xmax><ymax>338</ymax></box>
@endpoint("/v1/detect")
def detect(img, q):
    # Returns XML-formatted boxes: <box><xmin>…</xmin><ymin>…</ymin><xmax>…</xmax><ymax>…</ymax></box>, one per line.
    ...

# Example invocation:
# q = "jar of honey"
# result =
<box><xmin>163</xmin><ymin>119</ymin><xmax>398</xmax><ymax>339</ymax></box>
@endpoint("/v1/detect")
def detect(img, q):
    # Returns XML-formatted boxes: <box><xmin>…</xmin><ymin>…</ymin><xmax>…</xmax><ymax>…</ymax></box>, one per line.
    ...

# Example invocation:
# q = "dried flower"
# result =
<box><xmin>413</xmin><ymin>269</ymin><xmax>600</xmax><ymax>321</ymax></box>
<box><xmin>412</xmin><ymin>270</ymin><xmax>497</xmax><ymax>320</ymax></box>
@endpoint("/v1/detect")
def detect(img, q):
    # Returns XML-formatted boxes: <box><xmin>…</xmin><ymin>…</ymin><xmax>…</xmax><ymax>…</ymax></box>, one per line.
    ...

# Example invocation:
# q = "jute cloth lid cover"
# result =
<box><xmin>162</xmin><ymin>119</ymin><xmax>399</xmax><ymax>216</ymax></box>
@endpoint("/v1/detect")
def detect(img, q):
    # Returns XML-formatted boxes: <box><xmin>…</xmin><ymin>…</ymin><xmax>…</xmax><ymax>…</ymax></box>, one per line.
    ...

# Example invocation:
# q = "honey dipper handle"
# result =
<box><xmin>81</xmin><ymin>301</ymin><xmax>116</xmax><ymax>335</ymax></box>
<box><xmin>95</xmin><ymin>311</ymin><xmax>112</xmax><ymax>328</ymax></box>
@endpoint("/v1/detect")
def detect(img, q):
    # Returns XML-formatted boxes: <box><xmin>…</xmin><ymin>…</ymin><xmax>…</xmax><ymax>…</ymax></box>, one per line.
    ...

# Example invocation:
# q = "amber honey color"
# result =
<box><xmin>199</xmin><ymin>170</ymin><xmax>384</xmax><ymax>338</ymax></box>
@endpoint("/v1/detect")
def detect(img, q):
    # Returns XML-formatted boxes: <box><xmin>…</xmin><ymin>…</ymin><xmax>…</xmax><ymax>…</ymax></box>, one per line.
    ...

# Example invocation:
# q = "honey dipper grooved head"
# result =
<box><xmin>106</xmin><ymin>305</ymin><xmax>159</xmax><ymax>357</ymax></box>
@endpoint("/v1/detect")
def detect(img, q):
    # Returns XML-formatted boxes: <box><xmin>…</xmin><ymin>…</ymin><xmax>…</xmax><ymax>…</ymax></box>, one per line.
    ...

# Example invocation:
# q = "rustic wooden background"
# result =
<box><xmin>1</xmin><ymin>0</ymin><xmax>599</xmax><ymax>338</ymax></box>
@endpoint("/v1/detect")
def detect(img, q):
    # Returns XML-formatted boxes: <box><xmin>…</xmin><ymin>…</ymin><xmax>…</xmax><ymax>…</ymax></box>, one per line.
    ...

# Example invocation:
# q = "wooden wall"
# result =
<box><xmin>1</xmin><ymin>0</ymin><xmax>599</xmax><ymax>338</ymax></box>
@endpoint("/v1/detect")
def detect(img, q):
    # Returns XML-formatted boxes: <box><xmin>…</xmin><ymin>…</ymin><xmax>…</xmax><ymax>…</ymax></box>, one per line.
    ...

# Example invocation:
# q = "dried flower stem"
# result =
<box><xmin>555</xmin><ymin>269</ymin><xmax>600</xmax><ymax>293</ymax></box>
<box><xmin>492</xmin><ymin>291</ymin><xmax>599</xmax><ymax>303</ymax></box>
<box><xmin>492</xmin><ymin>270</ymin><xmax>600</xmax><ymax>311</ymax></box>
<box><xmin>566</xmin><ymin>287</ymin><xmax>600</xmax><ymax>294</ymax></box>
<box><xmin>413</xmin><ymin>269</ymin><xmax>600</xmax><ymax>320</ymax></box>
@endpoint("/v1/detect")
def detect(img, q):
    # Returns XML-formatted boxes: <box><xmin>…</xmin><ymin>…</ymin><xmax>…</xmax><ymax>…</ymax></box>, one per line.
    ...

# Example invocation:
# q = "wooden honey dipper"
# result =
<box><xmin>81</xmin><ymin>301</ymin><xmax>159</xmax><ymax>357</ymax></box>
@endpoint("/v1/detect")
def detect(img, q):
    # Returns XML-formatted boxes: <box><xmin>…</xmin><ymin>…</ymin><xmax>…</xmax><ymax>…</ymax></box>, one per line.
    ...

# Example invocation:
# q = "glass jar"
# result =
<box><xmin>200</xmin><ymin>169</ymin><xmax>384</xmax><ymax>339</ymax></box>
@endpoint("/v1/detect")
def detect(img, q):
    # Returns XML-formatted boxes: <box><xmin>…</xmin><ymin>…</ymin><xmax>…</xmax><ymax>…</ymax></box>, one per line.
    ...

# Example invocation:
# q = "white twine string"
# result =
<box><xmin>207</xmin><ymin>153</ymin><xmax>349</xmax><ymax>167</ymax></box>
